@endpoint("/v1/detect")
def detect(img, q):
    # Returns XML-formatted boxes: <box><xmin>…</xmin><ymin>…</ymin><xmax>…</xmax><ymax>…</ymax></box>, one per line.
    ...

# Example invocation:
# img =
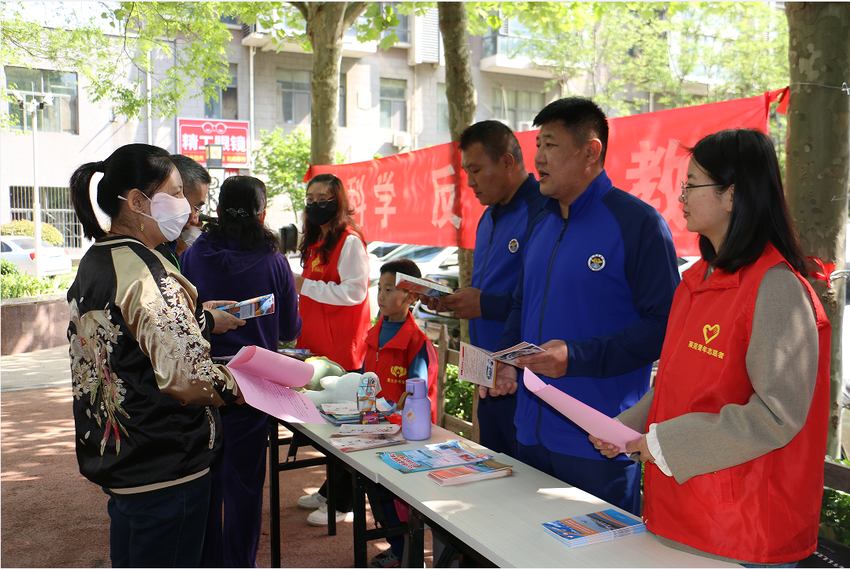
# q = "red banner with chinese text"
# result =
<box><xmin>305</xmin><ymin>91</ymin><xmax>781</xmax><ymax>256</ymax></box>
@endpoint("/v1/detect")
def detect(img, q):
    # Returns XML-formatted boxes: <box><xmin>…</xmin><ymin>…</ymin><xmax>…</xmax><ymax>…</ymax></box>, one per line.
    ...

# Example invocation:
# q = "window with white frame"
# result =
<box><xmin>205</xmin><ymin>64</ymin><xmax>238</xmax><ymax>120</ymax></box>
<box><xmin>379</xmin><ymin>2</ymin><xmax>410</xmax><ymax>44</ymax></box>
<box><xmin>380</xmin><ymin>78</ymin><xmax>407</xmax><ymax>131</ymax></box>
<box><xmin>277</xmin><ymin>69</ymin><xmax>311</xmax><ymax>125</ymax></box>
<box><xmin>5</xmin><ymin>66</ymin><xmax>78</xmax><ymax>134</ymax></box>
<box><xmin>437</xmin><ymin>83</ymin><xmax>449</xmax><ymax>133</ymax></box>
<box><xmin>492</xmin><ymin>88</ymin><xmax>545</xmax><ymax>130</ymax></box>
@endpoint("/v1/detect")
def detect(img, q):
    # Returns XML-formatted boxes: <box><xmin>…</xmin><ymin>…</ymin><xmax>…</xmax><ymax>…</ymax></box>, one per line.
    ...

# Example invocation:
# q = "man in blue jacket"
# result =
<box><xmin>432</xmin><ymin>120</ymin><xmax>545</xmax><ymax>458</ymax></box>
<box><xmin>488</xmin><ymin>98</ymin><xmax>679</xmax><ymax>515</ymax></box>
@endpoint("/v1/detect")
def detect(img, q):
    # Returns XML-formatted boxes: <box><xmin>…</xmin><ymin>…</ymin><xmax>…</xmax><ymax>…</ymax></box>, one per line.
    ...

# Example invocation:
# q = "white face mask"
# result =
<box><xmin>120</xmin><ymin>191</ymin><xmax>192</xmax><ymax>242</ymax></box>
<box><xmin>180</xmin><ymin>224</ymin><xmax>202</xmax><ymax>247</ymax></box>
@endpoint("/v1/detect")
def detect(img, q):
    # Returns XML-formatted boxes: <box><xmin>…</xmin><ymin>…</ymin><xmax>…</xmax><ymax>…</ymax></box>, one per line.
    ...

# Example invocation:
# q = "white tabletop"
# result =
<box><xmin>289</xmin><ymin>421</ymin><xmax>736</xmax><ymax>568</ymax></box>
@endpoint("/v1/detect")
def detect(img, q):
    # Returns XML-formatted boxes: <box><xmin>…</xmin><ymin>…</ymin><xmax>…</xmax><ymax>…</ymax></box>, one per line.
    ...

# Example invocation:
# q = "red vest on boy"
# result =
<box><xmin>364</xmin><ymin>315</ymin><xmax>438</xmax><ymax>423</ymax></box>
<box><xmin>296</xmin><ymin>227</ymin><xmax>371</xmax><ymax>371</ymax></box>
<box><xmin>644</xmin><ymin>244</ymin><xmax>830</xmax><ymax>564</ymax></box>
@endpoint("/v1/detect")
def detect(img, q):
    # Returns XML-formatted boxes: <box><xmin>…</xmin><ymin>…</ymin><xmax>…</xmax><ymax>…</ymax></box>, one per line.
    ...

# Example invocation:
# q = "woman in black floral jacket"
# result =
<box><xmin>67</xmin><ymin>144</ymin><xmax>241</xmax><ymax>568</ymax></box>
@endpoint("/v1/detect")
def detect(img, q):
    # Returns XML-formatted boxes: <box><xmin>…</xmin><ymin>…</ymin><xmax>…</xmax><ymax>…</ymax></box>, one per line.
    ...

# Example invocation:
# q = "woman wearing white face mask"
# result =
<box><xmin>67</xmin><ymin>143</ymin><xmax>242</xmax><ymax>568</ymax></box>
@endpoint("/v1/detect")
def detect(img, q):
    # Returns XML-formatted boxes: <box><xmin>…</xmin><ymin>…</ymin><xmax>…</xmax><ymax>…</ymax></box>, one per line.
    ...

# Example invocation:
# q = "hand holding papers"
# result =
<box><xmin>226</xmin><ymin>346</ymin><xmax>324</xmax><ymax>424</ymax></box>
<box><xmin>523</xmin><ymin>370</ymin><xmax>642</xmax><ymax>453</ymax></box>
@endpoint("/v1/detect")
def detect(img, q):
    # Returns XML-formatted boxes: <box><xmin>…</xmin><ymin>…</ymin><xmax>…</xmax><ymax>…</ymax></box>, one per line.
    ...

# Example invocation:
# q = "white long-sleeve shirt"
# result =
<box><xmin>299</xmin><ymin>234</ymin><xmax>369</xmax><ymax>306</ymax></box>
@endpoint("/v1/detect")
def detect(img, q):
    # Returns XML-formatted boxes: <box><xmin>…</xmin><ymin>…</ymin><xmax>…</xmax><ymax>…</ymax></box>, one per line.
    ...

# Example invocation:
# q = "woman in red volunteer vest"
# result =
<box><xmin>295</xmin><ymin>173</ymin><xmax>371</xmax><ymax>372</ymax></box>
<box><xmin>293</xmin><ymin>173</ymin><xmax>371</xmax><ymax>527</ymax></box>
<box><xmin>591</xmin><ymin>129</ymin><xmax>829</xmax><ymax>566</ymax></box>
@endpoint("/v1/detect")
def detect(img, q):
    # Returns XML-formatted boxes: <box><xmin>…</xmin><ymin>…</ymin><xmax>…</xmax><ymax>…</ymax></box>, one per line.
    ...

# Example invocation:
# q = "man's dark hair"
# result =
<box><xmin>459</xmin><ymin>120</ymin><xmax>524</xmax><ymax>165</ymax></box>
<box><xmin>170</xmin><ymin>154</ymin><xmax>212</xmax><ymax>198</ymax></box>
<box><xmin>380</xmin><ymin>258</ymin><xmax>421</xmax><ymax>280</ymax></box>
<box><xmin>533</xmin><ymin>97</ymin><xmax>609</xmax><ymax>165</ymax></box>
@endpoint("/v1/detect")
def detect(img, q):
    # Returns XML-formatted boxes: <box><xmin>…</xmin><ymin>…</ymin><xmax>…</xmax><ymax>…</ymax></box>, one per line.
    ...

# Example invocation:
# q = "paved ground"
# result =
<box><xmin>1</xmin><ymin>346</ymin><xmax>432</xmax><ymax>568</ymax></box>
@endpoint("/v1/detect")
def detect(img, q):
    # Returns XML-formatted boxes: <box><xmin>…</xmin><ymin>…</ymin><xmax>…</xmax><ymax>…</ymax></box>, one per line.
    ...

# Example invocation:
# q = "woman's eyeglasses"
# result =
<box><xmin>679</xmin><ymin>181</ymin><xmax>724</xmax><ymax>203</ymax></box>
<box><xmin>304</xmin><ymin>198</ymin><xmax>336</xmax><ymax>208</ymax></box>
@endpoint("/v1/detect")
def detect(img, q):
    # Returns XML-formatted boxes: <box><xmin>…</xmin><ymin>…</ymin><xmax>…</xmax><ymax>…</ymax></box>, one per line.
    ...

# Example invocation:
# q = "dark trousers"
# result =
<box><xmin>476</xmin><ymin>393</ymin><xmax>519</xmax><ymax>459</ymax></box>
<box><xmin>106</xmin><ymin>476</ymin><xmax>211</xmax><ymax>568</ymax></box>
<box><xmin>318</xmin><ymin>469</ymin><xmax>354</xmax><ymax>513</ymax></box>
<box><xmin>518</xmin><ymin>441</ymin><xmax>642</xmax><ymax>516</ymax></box>
<box><xmin>202</xmin><ymin>405</ymin><xmax>269</xmax><ymax>568</ymax></box>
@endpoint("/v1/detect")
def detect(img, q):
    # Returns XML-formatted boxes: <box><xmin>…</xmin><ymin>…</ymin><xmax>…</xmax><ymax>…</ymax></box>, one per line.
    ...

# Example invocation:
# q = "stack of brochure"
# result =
<box><xmin>378</xmin><ymin>441</ymin><xmax>491</xmax><ymax>473</ymax></box>
<box><xmin>542</xmin><ymin>509</ymin><xmax>646</xmax><ymax>548</ymax></box>
<box><xmin>427</xmin><ymin>459</ymin><xmax>513</xmax><ymax>486</ymax></box>
<box><xmin>319</xmin><ymin>403</ymin><xmax>360</xmax><ymax>426</ymax></box>
<box><xmin>328</xmin><ymin>424</ymin><xmax>406</xmax><ymax>453</ymax></box>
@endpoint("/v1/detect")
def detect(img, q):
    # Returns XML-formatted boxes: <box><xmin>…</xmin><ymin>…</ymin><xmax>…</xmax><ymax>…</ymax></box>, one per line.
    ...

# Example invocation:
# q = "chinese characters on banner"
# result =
<box><xmin>305</xmin><ymin>91</ymin><xmax>783</xmax><ymax>255</ymax></box>
<box><xmin>177</xmin><ymin>118</ymin><xmax>250</xmax><ymax>168</ymax></box>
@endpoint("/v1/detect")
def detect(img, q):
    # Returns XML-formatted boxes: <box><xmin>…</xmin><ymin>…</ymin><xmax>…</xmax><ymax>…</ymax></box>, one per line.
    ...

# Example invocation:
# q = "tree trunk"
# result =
<box><xmin>305</xmin><ymin>3</ymin><xmax>346</xmax><ymax>166</ymax></box>
<box><xmin>439</xmin><ymin>0</ymin><xmax>476</xmax><ymax>325</ymax></box>
<box><xmin>786</xmin><ymin>2</ymin><xmax>850</xmax><ymax>457</ymax></box>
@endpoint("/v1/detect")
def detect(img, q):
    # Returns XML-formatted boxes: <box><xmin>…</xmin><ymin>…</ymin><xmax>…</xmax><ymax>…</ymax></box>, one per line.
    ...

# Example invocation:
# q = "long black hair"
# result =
<box><xmin>687</xmin><ymin>129</ymin><xmax>807</xmax><ymax>276</ymax></box>
<box><xmin>298</xmin><ymin>173</ymin><xmax>364</xmax><ymax>266</ymax></box>
<box><xmin>205</xmin><ymin>176</ymin><xmax>280</xmax><ymax>252</ymax></box>
<box><xmin>69</xmin><ymin>144</ymin><xmax>174</xmax><ymax>239</ymax></box>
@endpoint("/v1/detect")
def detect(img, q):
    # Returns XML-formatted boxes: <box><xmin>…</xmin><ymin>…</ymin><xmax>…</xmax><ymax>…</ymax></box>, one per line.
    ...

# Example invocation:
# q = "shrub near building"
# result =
<box><xmin>0</xmin><ymin>220</ymin><xmax>64</xmax><ymax>246</ymax></box>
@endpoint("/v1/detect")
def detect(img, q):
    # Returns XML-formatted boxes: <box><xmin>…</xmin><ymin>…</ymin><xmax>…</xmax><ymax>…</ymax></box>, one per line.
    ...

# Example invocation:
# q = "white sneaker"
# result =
<box><xmin>297</xmin><ymin>491</ymin><xmax>327</xmax><ymax>510</ymax></box>
<box><xmin>306</xmin><ymin>503</ymin><xmax>353</xmax><ymax>526</ymax></box>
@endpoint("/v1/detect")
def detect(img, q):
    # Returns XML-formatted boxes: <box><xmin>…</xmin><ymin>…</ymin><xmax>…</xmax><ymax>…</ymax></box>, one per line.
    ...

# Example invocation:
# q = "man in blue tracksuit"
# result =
<box><xmin>434</xmin><ymin>120</ymin><xmax>545</xmax><ymax>459</ymax></box>
<box><xmin>489</xmin><ymin>98</ymin><xmax>679</xmax><ymax>515</ymax></box>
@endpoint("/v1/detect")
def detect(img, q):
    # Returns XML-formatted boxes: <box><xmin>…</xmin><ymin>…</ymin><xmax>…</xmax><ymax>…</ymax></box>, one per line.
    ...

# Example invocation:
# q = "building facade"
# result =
<box><xmin>1</xmin><ymin>11</ymin><xmax>563</xmax><ymax>250</ymax></box>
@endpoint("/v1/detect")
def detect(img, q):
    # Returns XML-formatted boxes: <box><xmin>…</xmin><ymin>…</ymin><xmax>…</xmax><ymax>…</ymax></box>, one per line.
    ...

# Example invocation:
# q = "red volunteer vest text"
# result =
<box><xmin>644</xmin><ymin>244</ymin><xmax>830</xmax><ymax>564</ymax></box>
<box><xmin>296</xmin><ymin>227</ymin><xmax>371</xmax><ymax>371</ymax></box>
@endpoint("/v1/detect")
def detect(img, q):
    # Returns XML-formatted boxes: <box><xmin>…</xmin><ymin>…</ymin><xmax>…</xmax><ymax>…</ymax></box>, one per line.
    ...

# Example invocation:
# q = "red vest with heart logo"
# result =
<box><xmin>644</xmin><ymin>242</ymin><xmax>830</xmax><ymax>563</ymax></box>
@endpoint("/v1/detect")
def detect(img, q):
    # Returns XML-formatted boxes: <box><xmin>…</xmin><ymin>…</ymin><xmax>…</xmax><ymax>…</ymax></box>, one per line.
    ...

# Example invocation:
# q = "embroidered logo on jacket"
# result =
<box><xmin>508</xmin><ymin>238</ymin><xmax>519</xmax><ymax>253</ymax></box>
<box><xmin>587</xmin><ymin>254</ymin><xmax>606</xmax><ymax>271</ymax></box>
<box><xmin>688</xmin><ymin>324</ymin><xmax>724</xmax><ymax>359</ymax></box>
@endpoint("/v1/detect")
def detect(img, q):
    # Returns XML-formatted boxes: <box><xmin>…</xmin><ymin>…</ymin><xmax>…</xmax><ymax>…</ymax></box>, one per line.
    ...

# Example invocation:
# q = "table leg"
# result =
<box><xmin>353</xmin><ymin>471</ymin><xmax>369</xmax><ymax>567</ymax></box>
<box><xmin>326</xmin><ymin>458</ymin><xmax>336</xmax><ymax>536</ymax></box>
<box><xmin>407</xmin><ymin>508</ymin><xmax>425</xmax><ymax>568</ymax></box>
<box><xmin>268</xmin><ymin>419</ymin><xmax>281</xmax><ymax>568</ymax></box>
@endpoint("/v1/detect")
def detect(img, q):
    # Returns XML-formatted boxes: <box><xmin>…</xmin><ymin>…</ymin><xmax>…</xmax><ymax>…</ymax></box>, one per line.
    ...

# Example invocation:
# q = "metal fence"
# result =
<box><xmin>9</xmin><ymin>186</ymin><xmax>84</xmax><ymax>249</ymax></box>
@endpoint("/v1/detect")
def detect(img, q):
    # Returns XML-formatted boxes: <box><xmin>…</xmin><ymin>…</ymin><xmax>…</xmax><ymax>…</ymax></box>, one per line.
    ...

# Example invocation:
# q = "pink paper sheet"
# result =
<box><xmin>523</xmin><ymin>370</ymin><xmax>642</xmax><ymax>452</ymax></box>
<box><xmin>226</xmin><ymin>346</ymin><xmax>324</xmax><ymax>424</ymax></box>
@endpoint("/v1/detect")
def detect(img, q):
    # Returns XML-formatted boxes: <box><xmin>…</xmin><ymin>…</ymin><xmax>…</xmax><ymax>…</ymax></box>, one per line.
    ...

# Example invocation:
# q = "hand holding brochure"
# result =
<box><xmin>226</xmin><ymin>345</ymin><xmax>324</xmax><ymax>424</ymax></box>
<box><xmin>523</xmin><ymin>370</ymin><xmax>641</xmax><ymax>452</ymax></box>
<box><xmin>459</xmin><ymin>341</ymin><xmax>546</xmax><ymax>388</ymax></box>
<box><xmin>395</xmin><ymin>273</ymin><xmax>453</xmax><ymax>297</ymax></box>
<box><xmin>542</xmin><ymin>509</ymin><xmax>645</xmax><ymax>548</ymax></box>
<box><xmin>217</xmin><ymin>293</ymin><xmax>274</xmax><ymax>319</ymax></box>
<box><xmin>378</xmin><ymin>440</ymin><xmax>491</xmax><ymax>473</ymax></box>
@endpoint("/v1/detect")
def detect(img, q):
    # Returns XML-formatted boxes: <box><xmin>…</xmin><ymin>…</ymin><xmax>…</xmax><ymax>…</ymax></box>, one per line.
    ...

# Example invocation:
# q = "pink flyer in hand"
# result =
<box><xmin>523</xmin><ymin>370</ymin><xmax>642</xmax><ymax>452</ymax></box>
<box><xmin>226</xmin><ymin>346</ymin><xmax>324</xmax><ymax>424</ymax></box>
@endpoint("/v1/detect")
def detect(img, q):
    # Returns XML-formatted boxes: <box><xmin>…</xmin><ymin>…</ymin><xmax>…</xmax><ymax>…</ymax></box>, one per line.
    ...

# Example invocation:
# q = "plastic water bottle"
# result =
<box><xmin>401</xmin><ymin>378</ymin><xmax>431</xmax><ymax>441</ymax></box>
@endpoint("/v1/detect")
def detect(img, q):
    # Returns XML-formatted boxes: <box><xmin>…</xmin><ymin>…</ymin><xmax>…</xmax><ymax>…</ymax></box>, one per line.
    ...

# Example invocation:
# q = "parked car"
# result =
<box><xmin>0</xmin><ymin>235</ymin><xmax>72</xmax><ymax>277</ymax></box>
<box><xmin>366</xmin><ymin>241</ymin><xmax>403</xmax><ymax>260</ymax></box>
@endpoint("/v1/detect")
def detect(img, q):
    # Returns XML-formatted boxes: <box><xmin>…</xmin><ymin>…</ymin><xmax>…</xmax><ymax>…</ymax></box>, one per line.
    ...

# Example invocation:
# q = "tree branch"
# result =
<box><xmin>289</xmin><ymin>2</ymin><xmax>308</xmax><ymax>20</ymax></box>
<box><xmin>342</xmin><ymin>2</ymin><xmax>368</xmax><ymax>30</ymax></box>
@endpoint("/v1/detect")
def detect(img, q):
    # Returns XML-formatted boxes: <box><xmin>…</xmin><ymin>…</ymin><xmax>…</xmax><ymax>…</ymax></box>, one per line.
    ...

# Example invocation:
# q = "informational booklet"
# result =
<box><xmin>542</xmin><ymin>509</ymin><xmax>646</xmax><ymax>548</ymax></box>
<box><xmin>216</xmin><ymin>293</ymin><xmax>275</xmax><ymax>319</ymax></box>
<box><xmin>427</xmin><ymin>459</ymin><xmax>513</xmax><ymax>487</ymax></box>
<box><xmin>395</xmin><ymin>272</ymin><xmax>453</xmax><ymax>297</ymax></box>
<box><xmin>378</xmin><ymin>440</ymin><xmax>491</xmax><ymax>474</ymax></box>
<box><xmin>226</xmin><ymin>345</ymin><xmax>324</xmax><ymax>424</ymax></box>
<box><xmin>459</xmin><ymin>341</ymin><xmax>546</xmax><ymax>387</ymax></box>
<box><xmin>329</xmin><ymin>425</ymin><xmax>406</xmax><ymax>452</ymax></box>
<box><xmin>523</xmin><ymin>370</ymin><xmax>642</xmax><ymax>452</ymax></box>
<box><xmin>320</xmin><ymin>402</ymin><xmax>361</xmax><ymax>426</ymax></box>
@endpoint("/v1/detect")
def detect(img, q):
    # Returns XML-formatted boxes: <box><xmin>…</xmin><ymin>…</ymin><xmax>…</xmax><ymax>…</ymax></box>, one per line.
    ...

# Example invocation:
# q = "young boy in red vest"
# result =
<box><xmin>364</xmin><ymin>258</ymin><xmax>438</xmax><ymax>419</ymax></box>
<box><xmin>366</xmin><ymin>258</ymin><xmax>437</xmax><ymax>568</ymax></box>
